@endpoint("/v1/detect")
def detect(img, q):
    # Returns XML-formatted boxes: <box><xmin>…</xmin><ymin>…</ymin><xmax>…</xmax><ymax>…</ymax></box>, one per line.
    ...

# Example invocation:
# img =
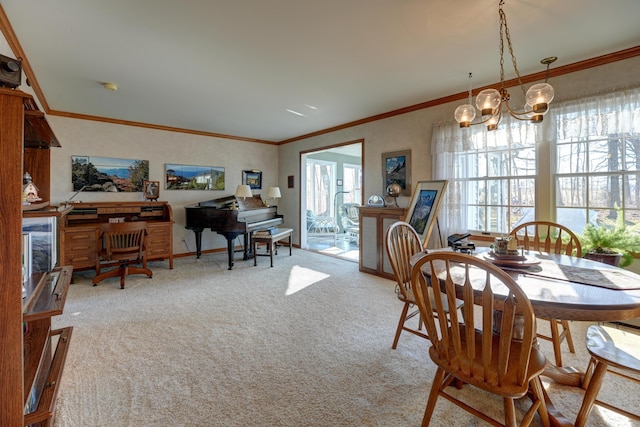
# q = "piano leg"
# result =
<box><xmin>220</xmin><ymin>232</ymin><xmax>243</xmax><ymax>270</ymax></box>
<box><xmin>189</xmin><ymin>228</ymin><xmax>204</xmax><ymax>258</ymax></box>
<box><xmin>243</xmin><ymin>232</ymin><xmax>251</xmax><ymax>260</ymax></box>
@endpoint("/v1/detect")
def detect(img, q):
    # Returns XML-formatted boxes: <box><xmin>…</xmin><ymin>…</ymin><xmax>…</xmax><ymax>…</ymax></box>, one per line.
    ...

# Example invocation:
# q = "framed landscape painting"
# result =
<box><xmin>405</xmin><ymin>180</ymin><xmax>448</xmax><ymax>247</ymax></box>
<box><xmin>165</xmin><ymin>164</ymin><xmax>225</xmax><ymax>190</ymax></box>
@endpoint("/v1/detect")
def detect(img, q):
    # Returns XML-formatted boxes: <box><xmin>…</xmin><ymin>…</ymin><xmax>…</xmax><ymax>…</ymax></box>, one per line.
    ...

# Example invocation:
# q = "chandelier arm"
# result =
<box><xmin>503</xmin><ymin>97</ymin><xmax>536</xmax><ymax>119</ymax></box>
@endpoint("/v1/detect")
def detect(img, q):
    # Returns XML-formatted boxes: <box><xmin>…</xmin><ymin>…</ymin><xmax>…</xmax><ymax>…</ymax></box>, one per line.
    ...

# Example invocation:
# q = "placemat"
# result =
<box><xmin>502</xmin><ymin>256</ymin><xmax>640</xmax><ymax>291</ymax></box>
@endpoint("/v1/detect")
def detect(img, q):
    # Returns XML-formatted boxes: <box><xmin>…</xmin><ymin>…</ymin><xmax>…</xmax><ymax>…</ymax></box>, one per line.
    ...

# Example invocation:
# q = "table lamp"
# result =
<box><xmin>266</xmin><ymin>186</ymin><xmax>281</xmax><ymax>207</ymax></box>
<box><xmin>233</xmin><ymin>184</ymin><xmax>253</xmax><ymax>210</ymax></box>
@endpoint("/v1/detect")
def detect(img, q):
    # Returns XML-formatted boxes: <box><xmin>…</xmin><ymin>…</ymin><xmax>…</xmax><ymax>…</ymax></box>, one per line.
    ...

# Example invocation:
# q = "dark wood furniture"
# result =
<box><xmin>23</xmin><ymin>266</ymin><xmax>73</xmax><ymax>426</ymax></box>
<box><xmin>93</xmin><ymin>221</ymin><xmax>153</xmax><ymax>289</ymax></box>
<box><xmin>60</xmin><ymin>201</ymin><xmax>174</xmax><ymax>272</ymax></box>
<box><xmin>185</xmin><ymin>195</ymin><xmax>283</xmax><ymax>269</ymax></box>
<box><xmin>0</xmin><ymin>87</ymin><xmax>67</xmax><ymax>426</ymax></box>
<box><xmin>358</xmin><ymin>206</ymin><xmax>405</xmax><ymax>280</ymax></box>
<box><xmin>252</xmin><ymin>228</ymin><xmax>292</xmax><ymax>267</ymax></box>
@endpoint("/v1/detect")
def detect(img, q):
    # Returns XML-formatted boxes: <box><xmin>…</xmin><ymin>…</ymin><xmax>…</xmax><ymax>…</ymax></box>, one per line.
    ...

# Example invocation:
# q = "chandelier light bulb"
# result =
<box><xmin>454</xmin><ymin>104</ymin><xmax>477</xmax><ymax>127</ymax></box>
<box><xmin>526</xmin><ymin>82</ymin><xmax>555</xmax><ymax>114</ymax></box>
<box><xmin>475</xmin><ymin>89</ymin><xmax>501</xmax><ymax>116</ymax></box>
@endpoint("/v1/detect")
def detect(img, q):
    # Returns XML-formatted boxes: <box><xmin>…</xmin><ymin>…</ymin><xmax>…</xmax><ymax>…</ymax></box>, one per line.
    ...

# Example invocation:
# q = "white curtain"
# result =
<box><xmin>543</xmin><ymin>86</ymin><xmax>640</xmax><ymax>142</ymax></box>
<box><xmin>433</xmin><ymin>86</ymin><xmax>640</xmax><ymax>238</ymax></box>
<box><xmin>432</xmin><ymin>115</ymin><xmax>540</xmax><ymax>237</ymax></box>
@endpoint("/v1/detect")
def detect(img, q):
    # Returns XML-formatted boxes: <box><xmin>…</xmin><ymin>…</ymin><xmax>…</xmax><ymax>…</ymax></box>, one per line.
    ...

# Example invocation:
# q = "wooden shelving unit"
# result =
<box><xmin>0</xmin><ymin>87</ymin><xmax>71</xmax><ymax>426</ymax></box>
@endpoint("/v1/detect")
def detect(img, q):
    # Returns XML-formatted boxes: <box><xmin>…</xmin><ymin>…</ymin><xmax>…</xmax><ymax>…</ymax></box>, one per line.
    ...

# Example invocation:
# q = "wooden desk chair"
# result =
<box><xmin>575</xmin><ymin>325</ymin><xmax>640</xmax><ymax>426</ymax></box>
<box><xmin>411</xmin><ymin>252</ymin><xmax>549</xmax><ymax>427</ymax></box>
<box><xmin>92</xmin><ymin>221</ymin><xmax>152</xmax><ymax>289</ymax></box>
<box><xmin>385</xmin><ymin>221</ymin><xmax>462</xmax><ymax>350</ymax></box>
<box><xmin>510</xmin><ymin>220</ymin><xmax>582</xmax><ymax>367</ymax></box>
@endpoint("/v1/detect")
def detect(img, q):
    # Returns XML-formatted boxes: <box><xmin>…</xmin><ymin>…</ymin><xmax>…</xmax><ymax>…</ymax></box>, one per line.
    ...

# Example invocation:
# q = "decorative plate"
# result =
<box><xmin>482</xmin><ymin>251</ymin><xmax>541</xmax><ymax>267</ymax></box>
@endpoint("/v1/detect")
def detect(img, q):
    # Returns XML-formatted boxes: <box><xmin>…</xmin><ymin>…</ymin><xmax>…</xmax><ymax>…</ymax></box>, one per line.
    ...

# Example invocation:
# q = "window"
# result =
<box><xmin>305</xmin><ymin>159</ymin><xmax>336</xmax><ymax>217</ymax></box>
<box><xmin>342</xmin><ymin>163</ymin><xmax>362</xmax><ymax>205</ymax></box>
<box><xmin>553</xmin><ymin>88</ymin><xmax>640</xmax><ymax>231</ymax></box>
<box><xmin>433</xmin><ymin>86</ymin><xmax>640</xmax><ymax>237</ymax></box>
<box><xmin>433</xmin><ymin>118</ymin><xmax>539</xmax><ymax>235</ymax></box>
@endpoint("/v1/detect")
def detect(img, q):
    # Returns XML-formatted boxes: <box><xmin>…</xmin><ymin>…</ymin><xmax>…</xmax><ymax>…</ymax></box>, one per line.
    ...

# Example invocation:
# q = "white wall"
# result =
<box><xmin>47</xmin><ymin>117</ymin><xmax>279</xmax><ymax>255</ymax></box>
<box><xmin>278</xmin><ymin>56</ymin><xmax>640</xmax><ymax>246</ymax></box>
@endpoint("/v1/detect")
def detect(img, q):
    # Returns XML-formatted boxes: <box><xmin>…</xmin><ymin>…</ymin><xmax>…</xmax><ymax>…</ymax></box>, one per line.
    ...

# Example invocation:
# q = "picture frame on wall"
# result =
<box><xmin>405</xmin><ymin>180</ymin><xmax>448</xmax><ymax>247</ymax></box>
<box><xmin>382</xmin><ymin>150</ymin><xmax>411</xmax><ymax>196</ymax></box>
<box><xmin>242</xmin><ymin>170</ymin><xmax>262</xmax><ymax>190</ymax></box>
<box><xmin>143</xmin><ymin>180</ymin><xmax>160</xmax><ymax>200</ymax></box>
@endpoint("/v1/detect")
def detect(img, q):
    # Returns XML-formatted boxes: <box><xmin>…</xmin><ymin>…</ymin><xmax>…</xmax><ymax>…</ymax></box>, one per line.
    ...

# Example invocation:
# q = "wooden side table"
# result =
<box><xmin>252</xmin><ymin>228</ymin><xmax>293</xmax><ymax>267</ymax></box>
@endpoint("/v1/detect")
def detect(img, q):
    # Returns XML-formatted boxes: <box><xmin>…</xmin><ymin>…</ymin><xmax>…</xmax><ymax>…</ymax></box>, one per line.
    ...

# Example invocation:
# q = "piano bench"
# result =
<box><xmin>252</xmin><ymin>228</ymin><xmax>293</xmax><ymax>267</ymax></box>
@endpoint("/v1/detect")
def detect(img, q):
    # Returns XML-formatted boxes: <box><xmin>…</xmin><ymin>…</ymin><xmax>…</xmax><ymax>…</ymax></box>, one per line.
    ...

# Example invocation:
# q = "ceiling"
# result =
<box><xmin>1</xmin><ymin>0</ymin><xmax>639</xmax><ymax>143</ymax></box>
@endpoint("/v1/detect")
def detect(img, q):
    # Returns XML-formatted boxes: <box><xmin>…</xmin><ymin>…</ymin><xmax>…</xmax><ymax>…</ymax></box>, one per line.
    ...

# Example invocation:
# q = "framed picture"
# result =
<box><xmin>287</xmin><ymin>175</ymin><xmax>294</xmax><ymax>189</ymax></box>
<box><xmin>165</xmin><ymin>163</ymin><xmax>225</xmax><ymax>190</ymax></box>
<box><xmin>143</xmin><ymin>180</ymin><xmax>160</xmax><ymax>200</ymax></box>
<box><xmin>405</xmin><ymin>180</ymin><xmax>448</xmax><ymax>247</ymax></box>
<box><xmin>382</xmin><ymin>150</ymin><xmax>411</xmax><ymax>196</ymax></box>
<box><xmin>242</xmin><ymin>170</ymin><xmax>262</xmax><ymax>190</ymax></box>
<box><xmin>71</xmin><ymin>155</ymin><xmax>149</xmax><ymax>192</ymax></box>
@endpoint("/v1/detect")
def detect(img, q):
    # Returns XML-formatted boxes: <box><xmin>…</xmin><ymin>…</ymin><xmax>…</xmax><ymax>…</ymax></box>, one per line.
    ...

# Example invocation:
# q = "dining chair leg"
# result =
<box><xmin>392</xmin><ymin>302</ymin><xmax>410</xmax><ymax>349</ymax></box>
<box><xmin>503</xmin><ymin>397</ymin><xmax>517</xmax><ymax>427</ymax></box>
<box><xmin>422</xmin><ymin>367</ymin><xmax>446</xmax><ymax>426</ymax></box>
<box><xmin>575</xmin><ymin>357</ymin><xmax>608</xmax><ymax>427</ymax></box>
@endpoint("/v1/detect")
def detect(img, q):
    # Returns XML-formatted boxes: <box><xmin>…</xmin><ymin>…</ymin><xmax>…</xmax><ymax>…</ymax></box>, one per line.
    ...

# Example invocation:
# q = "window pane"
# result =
<box><xmin>557</xmin><ymin>141</ymin><xmax>587</xmax><ymax>174</ymax></box>
<box><xmin>625</xmin><ymin>174</ymin><xmax>640</xmax><ymax>209</ymax></box>
<box><xmin>556</xmin><ymin>176</ymin><xmax>586</xmax><ymax>207</ymax></box>
<box><xmin>589</xmin><ymin>175</ymin><xmax>623</xmax><ymax>209</ymax></box>
<box><xmin>589</xmin><ymin>139</ymin><xmax>623</xmax><ymax>173</ymax></box>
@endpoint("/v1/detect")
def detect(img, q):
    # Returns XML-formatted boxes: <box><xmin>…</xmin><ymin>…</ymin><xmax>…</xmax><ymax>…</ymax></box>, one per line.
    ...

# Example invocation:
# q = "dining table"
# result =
<box><xmin>410</xmin><ymin>247</ymin><xmax>640</xmax><ymax>427</ymax></box>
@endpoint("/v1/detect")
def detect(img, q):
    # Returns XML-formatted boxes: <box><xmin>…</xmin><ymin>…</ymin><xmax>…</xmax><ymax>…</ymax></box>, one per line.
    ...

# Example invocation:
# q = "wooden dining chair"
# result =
<box><xmin>575</xmin><ymin>325</ymin><xmax>640</xmax><ymax>426</ymax></box>
<box><xmin>385</xmin><ymin>221</ymin><xmax>462</xmax><ymax>349</ymax></box>
<box><xmin>92</xmin><ymin>221</ymin><xmax>152</xmax><ymax>289</ymax></box>
<box><xmin>411</xmin><ymin>252</ymin><xmax>549</xmax><ymax>427</ymax></box>
<box><xmin>510</xmin><ymin>220</ymin><xmax>582</xmax><ymax>367</ymax></box>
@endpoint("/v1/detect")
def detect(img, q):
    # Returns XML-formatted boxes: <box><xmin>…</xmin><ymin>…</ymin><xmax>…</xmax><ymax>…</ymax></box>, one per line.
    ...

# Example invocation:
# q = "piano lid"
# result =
<box><xmin>193</xmin><ymin>194</ymin><xmax>266</xmax><ymax>210</ymax></box>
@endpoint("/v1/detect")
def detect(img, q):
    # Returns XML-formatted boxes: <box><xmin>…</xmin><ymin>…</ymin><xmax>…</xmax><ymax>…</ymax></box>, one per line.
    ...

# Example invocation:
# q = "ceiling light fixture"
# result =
<box><xmin>286</xmin><ymin>109</ymin><xmax>307</xmax><ymax>117</ymax></box>
<box><xmin>454</xmin><ymin>0</ymin><xmax>556</xmax><ymax>130</ymax></box>
<box><xmin>102</xmin><ymin>82</ymin><xmax>118</xmax><ymax>91</ymax></box>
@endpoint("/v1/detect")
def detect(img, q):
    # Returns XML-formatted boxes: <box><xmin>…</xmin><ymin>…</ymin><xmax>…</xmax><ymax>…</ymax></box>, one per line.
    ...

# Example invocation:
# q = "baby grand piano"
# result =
<box><xmin>185</xmin><ymin>194</ymin><xmax>283</xmax><ymax>269</ymax></box>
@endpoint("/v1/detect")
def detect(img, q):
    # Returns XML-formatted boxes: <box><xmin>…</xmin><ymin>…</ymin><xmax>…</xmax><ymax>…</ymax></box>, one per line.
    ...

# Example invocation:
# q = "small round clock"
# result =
<box><xmin>367</xmin><ymin>194</ymin><xmax>386</xmax><ymax>207</ymax></box>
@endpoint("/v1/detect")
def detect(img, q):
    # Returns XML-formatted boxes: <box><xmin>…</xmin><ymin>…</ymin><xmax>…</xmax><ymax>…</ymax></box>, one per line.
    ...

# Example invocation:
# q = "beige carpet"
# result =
<box><xmin>52</xmin><ymin>249</ymin><xmax>639</xmax><ymax>427</ymax></box>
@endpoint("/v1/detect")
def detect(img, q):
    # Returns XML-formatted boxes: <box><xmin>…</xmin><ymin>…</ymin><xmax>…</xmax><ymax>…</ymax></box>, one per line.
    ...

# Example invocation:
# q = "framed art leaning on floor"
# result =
<box><xmin>405</xmin><ymin>180</ymin><xmax>448</xmax><ymax>247</ymax></box>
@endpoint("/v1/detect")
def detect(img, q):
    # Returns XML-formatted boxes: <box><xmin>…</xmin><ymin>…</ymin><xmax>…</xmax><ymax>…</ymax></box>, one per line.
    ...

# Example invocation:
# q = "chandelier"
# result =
<box><xmin>454</xmin><ymin>0</ymin><xmax>556</xmax><ymax>130</ymax></box>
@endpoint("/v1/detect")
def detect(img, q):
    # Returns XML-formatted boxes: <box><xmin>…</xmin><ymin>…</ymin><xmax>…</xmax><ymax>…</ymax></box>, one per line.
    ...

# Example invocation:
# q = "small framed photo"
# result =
<box><xmin>382</xmin><ymin>150</ymin><xmax>411</xmax><ymax>196</ymax></box>
<box><xmin>406</xmin><ymin>180</ymin><xmax>448</xmax><ymax>247</ymax></box>
<box><xmin>242</xmin><ymin>170</ymin><xmax>262</xmax><ymax>190</ymax></box>
<box><xmin>143</xmin><ymin>180</ymin><xmax>160</xmax><ymax>200</ymax></box>
<box><xmin>288</xmin><ymin>175</ymin><xmax>294</xmax><ymax>189</ymax></box>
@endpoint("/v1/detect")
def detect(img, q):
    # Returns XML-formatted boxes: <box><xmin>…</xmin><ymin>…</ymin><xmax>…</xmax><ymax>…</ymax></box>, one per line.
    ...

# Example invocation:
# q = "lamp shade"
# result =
<box><xmin>235</xmin><ymin>184</ymin><xmax>253</xmax><ymax>198</ymax></box>
<box><xmin>267</xmin><ymin>187</ymin><xmax>281</xmax><ymax>198</ymax></box>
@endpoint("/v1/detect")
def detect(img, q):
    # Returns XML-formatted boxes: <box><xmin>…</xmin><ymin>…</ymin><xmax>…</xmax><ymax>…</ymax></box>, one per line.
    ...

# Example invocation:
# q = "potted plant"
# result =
<box><xmin>580</xmin><ymin>210</ymin><xmax>640</xmax><ymax>267</ymax></box>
